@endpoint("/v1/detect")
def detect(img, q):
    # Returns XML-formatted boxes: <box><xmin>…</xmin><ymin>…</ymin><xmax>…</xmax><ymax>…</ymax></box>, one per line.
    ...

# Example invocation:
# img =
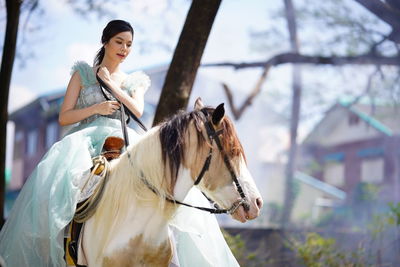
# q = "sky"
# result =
<box><xmin>1</xmin><ymin>0</ymin><xmax>390</xmax><ymax>169</ymax></box>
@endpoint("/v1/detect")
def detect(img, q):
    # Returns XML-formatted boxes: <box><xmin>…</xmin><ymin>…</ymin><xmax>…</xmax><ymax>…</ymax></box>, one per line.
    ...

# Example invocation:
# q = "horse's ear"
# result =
<box><xmin>212</xmin><ymin>103</ymin><xmax>225</xmax><ymax>125</ymax></box>
<box><xmin>194</xmin><ymin>97</ymin><xmax>204</xmax><ymax>110</ymax></box>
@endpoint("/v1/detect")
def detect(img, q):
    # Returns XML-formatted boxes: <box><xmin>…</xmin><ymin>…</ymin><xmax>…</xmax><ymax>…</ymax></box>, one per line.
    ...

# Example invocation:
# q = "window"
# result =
<box><xmin>348</xmin><ymin>113</ymin><xmax>360</xmax><ymax>126</ymax></box>
<box><xmin>15</xmin><ymin>131</ymin><xmax>23</xmax><ymax>142</ymax></box>
<box><xmin>27</xmin><ymin>129</ymin><xmax>38</xmax><ymax>157</ymax></box>
<box><xmin>361</xmin><ymin>158</ymin><xmax>384</xmax><ymax>183</ymax></box>
<box><xmin>324</xmin><ymin>162</ymin><xmax>345</xmax><ymax>187</ymax></box>
<box><xmin>46</xmin><ymin>121</ymin><xmax>58</xmax><ymax>149</ymax></box>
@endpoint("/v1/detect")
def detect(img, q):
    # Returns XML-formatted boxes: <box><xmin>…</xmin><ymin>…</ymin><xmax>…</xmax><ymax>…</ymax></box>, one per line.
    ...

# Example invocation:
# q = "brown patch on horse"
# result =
<box><xmin>102</xmin><ymin>234</ymin><xmax>172</xmax><ymax>267</ymax></box>
<box><xmin>218</xmin><ymin>118</ymin><xmax>246</xmax><ymax>162</ymax></box>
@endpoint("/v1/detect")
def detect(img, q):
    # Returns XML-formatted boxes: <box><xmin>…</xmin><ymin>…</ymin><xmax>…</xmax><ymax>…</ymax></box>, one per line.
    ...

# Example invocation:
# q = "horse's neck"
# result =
<box><xmin>174</xmin><ymin>167</ymin><xmax>195</xmax><ymax>201</ymax></box>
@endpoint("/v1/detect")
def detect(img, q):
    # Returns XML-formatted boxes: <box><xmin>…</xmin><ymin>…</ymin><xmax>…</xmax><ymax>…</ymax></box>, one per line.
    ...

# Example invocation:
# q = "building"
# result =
<box><xmin>300</xmin><ymin>99</ymin><xmax>400</xmax><ymax>203</ymax></box>
<box><xmin>8</xmin><ymin>90</ymin><xmax>65</xmax><ymax>191</ymax></box>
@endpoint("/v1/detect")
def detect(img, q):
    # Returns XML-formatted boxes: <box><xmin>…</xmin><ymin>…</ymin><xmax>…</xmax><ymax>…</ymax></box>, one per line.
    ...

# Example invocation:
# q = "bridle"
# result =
<box><xmin>96</xmin><ymin>68</ymin><xmax>147</xmax><ymax>148</ymax></box>
<box><xmin>192</xmin><ymin>109</ymin><xmax>250</xmax><ymax>213</ymax></box>
<box><xmin>135</xmin><ymin>109</ymin><xmax>250</xmax><ymax>215</ymax></box>
<box><xmin>96</xmin><ymin>72</ymin><xmax>249</xmax><ymax>215</ymax></box>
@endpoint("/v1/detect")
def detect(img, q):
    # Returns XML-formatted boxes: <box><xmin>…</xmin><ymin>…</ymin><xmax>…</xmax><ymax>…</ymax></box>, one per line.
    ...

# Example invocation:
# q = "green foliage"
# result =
<box><xmin>388</xmin><ymin>202</ymin><xmax>400</xmax><ymax>227</ymax></box>
<box><xmin>222</xmin><ymin>230</ymin><xmax>259</xmax><ymax>267</ymax></box>
<box><xmin>222</xmin><ymin>229</ymin><xmax>269</xmax><ymax>267</ymax></box>
<box><xmin>222</xmin><ymin>230</ymin><xmax>246</xmax><ymax>261</ymax></box>
<box><xmin>313</xmin><ymin>202</ymin><xmax>400</xmax><ymax>265</ymax></box>
<box><xmin>315</xmin><ymin>210</ymin><xmax>334</xmax><ymax>228</ymax></box>
<box><xmin>367</xmin><ymin>214</ymin><xmax>387</xmax><ymax>240</ymax></box>
<box><xmin>292</xmin><ymin>232</ymin><xmax>369</xmax><ymax>267</ymax></box>
<box><xmin>353</xmin><ymin>182</ymin><xmax>380</xmax><ymax>204</ymax></box>
<box><xmin>315</xmin><ymin>182</ymin><xmax>382</xmax><ymax>230</ymax></box>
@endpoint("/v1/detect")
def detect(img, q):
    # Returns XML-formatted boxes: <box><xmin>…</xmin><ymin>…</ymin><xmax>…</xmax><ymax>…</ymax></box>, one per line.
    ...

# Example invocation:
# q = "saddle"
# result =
<box><xmin>101</xmin><ymin>136</ymin><xmax>125</xmax><ymax>161</ymax></box>
<box><xmin>65</xmin><ymin>136</ymin><xmax>125</xmax><ymax>267</ymax></box>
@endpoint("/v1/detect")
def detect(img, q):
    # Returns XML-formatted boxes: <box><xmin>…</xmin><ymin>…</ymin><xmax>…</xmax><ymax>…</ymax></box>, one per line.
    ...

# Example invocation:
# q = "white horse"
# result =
<box><xmin>79</xmin><ymin>99</ymin><xmax>263</xmax><ymax>266</ymax></box>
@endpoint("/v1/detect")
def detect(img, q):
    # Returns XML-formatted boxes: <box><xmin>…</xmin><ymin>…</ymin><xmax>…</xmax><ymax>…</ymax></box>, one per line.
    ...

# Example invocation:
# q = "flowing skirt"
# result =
<box><xmin>0</xmin><ymin>117</ymin><xmax>239</xmax><ymax>267</ymax></box>
<box><xmin>170</xmin><ymin>188</ymin><xmax>240</xmax><ymax>267</ymax></box>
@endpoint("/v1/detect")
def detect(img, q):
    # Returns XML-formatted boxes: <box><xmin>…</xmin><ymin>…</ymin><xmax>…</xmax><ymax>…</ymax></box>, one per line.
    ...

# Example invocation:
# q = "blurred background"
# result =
<box><xmin>1</xmin><ymin>0</ymin><xmax>400</xmax><ymax>266</ymax></box>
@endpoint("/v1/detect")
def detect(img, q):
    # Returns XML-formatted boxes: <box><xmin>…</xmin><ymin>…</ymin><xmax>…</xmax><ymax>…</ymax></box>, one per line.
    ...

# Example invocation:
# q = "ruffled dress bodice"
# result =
<box><xmin>70</xmin><ymin>61</ymin><xmax>150</xmax><ymax>126</ymax></box>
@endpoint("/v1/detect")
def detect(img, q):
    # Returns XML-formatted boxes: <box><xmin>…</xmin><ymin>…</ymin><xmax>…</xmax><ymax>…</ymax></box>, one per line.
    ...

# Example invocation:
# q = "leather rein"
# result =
<box><xmin>96</xmin><ymin>68</ymin><xmax>147</xmax><ymax>147</ymax></box>
<box><xmin>96</xmin><ymin>72</ymin><xmax>249</xmax><ymax>215</ymax></box>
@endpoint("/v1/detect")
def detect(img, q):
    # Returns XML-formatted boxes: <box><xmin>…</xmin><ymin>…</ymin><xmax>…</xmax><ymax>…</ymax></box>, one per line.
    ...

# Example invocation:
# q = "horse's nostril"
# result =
<box><xmin>255</xmin><ymin>198</ymin><xmax>263</xmax><ymax>209</ymax></box>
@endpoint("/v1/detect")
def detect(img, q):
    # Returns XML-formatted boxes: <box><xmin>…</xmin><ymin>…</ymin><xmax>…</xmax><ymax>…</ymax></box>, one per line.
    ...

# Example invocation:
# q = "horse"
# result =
<box><xmin>79</xmin><ymin>98</ymin><xmax>263</xmax><ymax>266</ymax></box>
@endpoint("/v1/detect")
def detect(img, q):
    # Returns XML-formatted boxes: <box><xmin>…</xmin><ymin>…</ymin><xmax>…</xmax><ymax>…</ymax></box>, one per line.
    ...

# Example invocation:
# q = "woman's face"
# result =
<box><xmin>104</xmin><ymin>31</ymin><xmax>133</xmax><ymax>63</ymax></box>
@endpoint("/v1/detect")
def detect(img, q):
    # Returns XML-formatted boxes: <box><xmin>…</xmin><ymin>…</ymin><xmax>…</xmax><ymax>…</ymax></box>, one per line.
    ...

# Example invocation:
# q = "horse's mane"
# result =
<box><xmin>91</xmin><ymin>107</ymin><xmax>245</xmax><ymax>254</ymax></box>
<box><xmin>159</xmin><ymin>107</ymin><xmax>246</xmax><ymax>193</ymax></box>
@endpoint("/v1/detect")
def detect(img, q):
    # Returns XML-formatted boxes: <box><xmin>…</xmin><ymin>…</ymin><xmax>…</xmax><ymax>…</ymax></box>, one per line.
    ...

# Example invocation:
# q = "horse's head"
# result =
<box><xmin>193</xmin><ymin>98</ymin><xmax>263</xmax><ymax>222</ymax></box>
<box><xmin>160</xmin><ymin>98</ymin><xmax>263</xmax><ymax>223</ymax></box>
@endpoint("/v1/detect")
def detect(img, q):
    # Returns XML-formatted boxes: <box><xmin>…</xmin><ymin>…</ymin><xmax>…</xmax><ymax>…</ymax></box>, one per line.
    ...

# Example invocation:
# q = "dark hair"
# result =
<box><xmin>94</xmin><ymin>20</ymin><xmax>134</xmax><ymax>66</ymax></box>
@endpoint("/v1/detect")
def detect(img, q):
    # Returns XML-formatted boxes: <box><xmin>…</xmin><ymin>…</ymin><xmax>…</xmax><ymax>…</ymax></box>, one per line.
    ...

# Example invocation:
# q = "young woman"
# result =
<box><xmin>0</xmin><ymin>20</ymin><xmax>239</xmax><ymax>267</ymax></box>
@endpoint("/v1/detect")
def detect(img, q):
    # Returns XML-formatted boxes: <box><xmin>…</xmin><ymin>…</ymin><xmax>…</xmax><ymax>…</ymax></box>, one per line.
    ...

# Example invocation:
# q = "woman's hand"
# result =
<box><xmin>94</xmin><ymin>101</ymin><xmax>120</xmax><ymax>115</ymax></box>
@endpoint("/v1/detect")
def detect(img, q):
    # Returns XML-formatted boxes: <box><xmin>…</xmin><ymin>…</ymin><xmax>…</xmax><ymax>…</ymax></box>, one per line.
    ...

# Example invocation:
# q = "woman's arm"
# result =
<box><xmin>58</xmin><ymin>71</ymin><xmax>120</xmax><ymax>126</ymax></box>
<box><xmin>97</xmin><ymin>67</ymin><xmax>145</xmax><ymax>118</ymax></box>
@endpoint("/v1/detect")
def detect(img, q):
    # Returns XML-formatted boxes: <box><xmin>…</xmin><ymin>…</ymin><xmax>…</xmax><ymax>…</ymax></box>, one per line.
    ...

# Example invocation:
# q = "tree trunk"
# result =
<box><xmin>0</xmin><ymin>0</ymin><xmax>22</xmax><ymax>227</ymax></box>
<box><xmin>152</xmin><ymin>0</ymin><xmax>222</xmax><ymax>126</ymax></box>
<box><xmin>280</xmin><ymin>0</ymin><xmax>302</xmax><ymax>228</ymax></box>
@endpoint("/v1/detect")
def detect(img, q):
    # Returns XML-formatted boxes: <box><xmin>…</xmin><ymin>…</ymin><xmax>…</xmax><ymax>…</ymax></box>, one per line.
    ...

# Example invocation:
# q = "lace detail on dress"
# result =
<box><xmin>70</xmin><ymin>61</ymin><xmax>98</xmax><ymax>88</ymax></box>
<box><xmin>71</xmin><ymin>61</ymin><xmax>151</xmax><ymax>126</ymax></box>
<box><xmin>121</xmin><ymin>71</ymin><xmax>151</xmax><ymax>96</ymax></box>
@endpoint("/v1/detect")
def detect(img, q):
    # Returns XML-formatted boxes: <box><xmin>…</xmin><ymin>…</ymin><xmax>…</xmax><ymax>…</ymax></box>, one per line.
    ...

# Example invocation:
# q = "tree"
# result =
<box><xmin>204</xmin><ymin>0</ymin><xmax>400</xmax><ymax>119</ymax></box>
<box><xmin>0</xmin><ymin>0</ymin><xmax>23</xmax><ymax>227</ymax></box>
<box><xmin>280</xmin><ymin>0</ymin><xmax>302</xmax><ymax>228</ymax></box>
<box><xmin>152</xmin><ymin>0</ymin><xmax>222</xmax><ymax>125</ymax></box>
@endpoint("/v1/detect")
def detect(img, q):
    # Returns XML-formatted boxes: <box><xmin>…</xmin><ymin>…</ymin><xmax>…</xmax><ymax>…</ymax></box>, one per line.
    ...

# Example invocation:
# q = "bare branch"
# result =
<box><xmin>369</xmin><ymin>34</ymin><xmax>390</xmax><ymax>54</ymax></box>
<box><xmin>222</xmin><ymin>64</ymin><xmax>272</xmax><ymax>121</ymax></box>
<box><xmin>221</xmin><ymin>83</ymin><xmax>239</xmax><ymax>119</ymax></box>
<box><xmin>348</xmin><ymin>67</ymin><xmax>380</xmax><ymax>108</ymax></box>
<box><xmin>216</xmin><ymin>51</ymin><xmax>400</xmax><ymax>121</ymax></box>
<box><xmin>202</xmin><ymin>52</ymin><xmax>400</xmax><ymax>70</ymax></box>
<box><xmin>354</xmin><ymin>0</ymin><xmax>400</xmax><ymax>42</ymax></box>
<box><xmin>21</xmin><ymin>0</ymin><xmax>39</xmax><ymax>44</ymax></box>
